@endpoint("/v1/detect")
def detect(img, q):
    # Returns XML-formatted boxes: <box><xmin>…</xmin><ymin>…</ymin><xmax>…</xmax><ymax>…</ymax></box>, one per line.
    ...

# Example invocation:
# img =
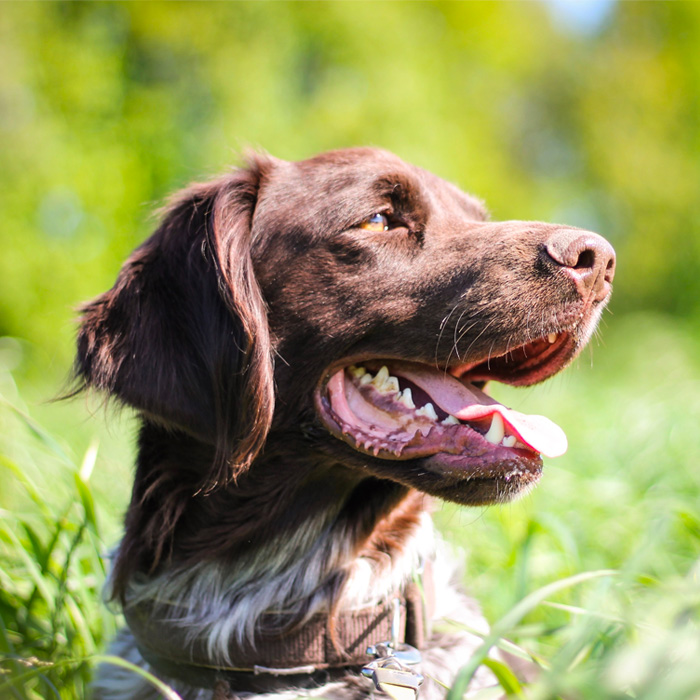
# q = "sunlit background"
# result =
<box><xmin>1</xmin><ymin>3</ymin><xmax>700</xmax><ymax>698</ymax></box>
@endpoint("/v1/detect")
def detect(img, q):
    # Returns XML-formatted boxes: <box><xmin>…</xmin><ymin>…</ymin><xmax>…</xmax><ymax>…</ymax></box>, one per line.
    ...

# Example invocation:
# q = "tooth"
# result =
<box><xmin>385</xmin><ymin>376</ymin><xmax>400</xmax><ymax>393</ymax></box>
<box><xmin>373</xmin><ymin>365</ymin><xmax>389</xmax><ymax>385</ymax></box>
<box><xmin>547</xmin><ymin>333</ymin><xmax>558</xmax><ymax>344</ymax></box>
<box><xmin>442</xmin><ymin>415</ymin><xmax>459</xmax><ymax>426</ymax></box>
<box><xmin>502</xmin><ymin>435</ymin><xmax>517</xmax><ymax>447</ymax></box>
<box><xmin>397</xmin><ymin>388</ymin><xmax>415</xmax><ymax>409</ymax></box>
<box><xmin>371</xmin><ymin>366</ymin><xmax>389</xmax><ymax>391</ymax></box>
<box><xmin>349</xmin><ymin>365</ymin><xmax>366</xmax><ymax>379</ymax></box>
<box><xmin>416</xmin><ymin>402</ymin><xmax>438</xmax><ymax>421</ymax></box>
<box><xmin>359</xmin><ymin>372</ymin><xmax>373</xmax><ymax>385</ymax></box>
<box><xmin>484</xmin><ymin>413</ymin><xmax>505</xmax><ymax>444</ymax></box>
<box><xmin>370</xmin><ymin>366</ymin><xmax>400</xmax><ymax>393</ymax></box>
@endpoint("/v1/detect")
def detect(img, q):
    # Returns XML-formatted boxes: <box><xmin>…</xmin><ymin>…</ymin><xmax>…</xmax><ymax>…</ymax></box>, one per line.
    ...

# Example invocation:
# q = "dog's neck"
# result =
<box><xmin>112</xmin><ymin>423</ymin><xmax>434</xmax><ymax>661</ymax></box>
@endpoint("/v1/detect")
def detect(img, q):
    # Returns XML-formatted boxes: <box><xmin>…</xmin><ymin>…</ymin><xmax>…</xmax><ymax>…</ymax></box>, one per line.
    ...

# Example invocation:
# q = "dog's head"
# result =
<box><xmin>76</xmin><ymin>148</ymin><xmax>614</xmax><ymax>511</ymax></box>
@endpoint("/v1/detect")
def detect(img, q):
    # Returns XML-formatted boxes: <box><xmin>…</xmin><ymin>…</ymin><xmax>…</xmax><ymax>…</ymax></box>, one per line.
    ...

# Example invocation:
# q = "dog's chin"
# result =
<box><xmin>314</xmin><ymin>328</ymin><xmax>586</xmax><ymax>505</ymax></box>
<box><xmin>418</xmin><ymin>452</ymin><xmax>542</xmax><ymax>505</ymax></box>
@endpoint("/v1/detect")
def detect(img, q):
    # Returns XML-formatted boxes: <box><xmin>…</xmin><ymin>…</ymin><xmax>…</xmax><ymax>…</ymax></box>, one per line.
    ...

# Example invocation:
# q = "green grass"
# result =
<box><xmin>0</xmin><ymin>389</ymin><xmax>117</xmax><ymax>698</ymax></box>
<box><xmin>2</xmin><ymin>312</ymin><xmax>700</xmax><ymax>699</ymax></box>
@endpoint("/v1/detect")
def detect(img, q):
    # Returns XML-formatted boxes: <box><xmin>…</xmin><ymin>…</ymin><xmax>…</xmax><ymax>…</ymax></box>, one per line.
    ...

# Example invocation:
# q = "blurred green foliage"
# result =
<box><xmin>2</xmin><ymin>2</ymin><xmax>700</xmax><ymax>698</ymax></box>
<box><xmin>1</xmin><ymin>1</ymin><xmax>700</xmax><ymax>389</ymax></box>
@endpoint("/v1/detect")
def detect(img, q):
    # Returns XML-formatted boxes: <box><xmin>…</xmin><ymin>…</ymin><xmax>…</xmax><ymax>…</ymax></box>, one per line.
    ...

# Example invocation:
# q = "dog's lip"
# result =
<box><xmin>318</xmin><ymin>328</ymin><xmax>579</xmax><ymax>391</ymax></box>
<box><xmin>450</xmin><ymin>329</ymin><xmax>576</xmax><ymax>386</ymax></box>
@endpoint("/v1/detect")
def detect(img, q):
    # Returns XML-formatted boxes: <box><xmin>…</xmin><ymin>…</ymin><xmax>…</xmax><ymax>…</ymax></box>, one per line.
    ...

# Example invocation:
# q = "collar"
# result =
<box><xmin>124</xmin><ymin>564</ymin><xmax>434</xmax><ymax>693</ymax></box>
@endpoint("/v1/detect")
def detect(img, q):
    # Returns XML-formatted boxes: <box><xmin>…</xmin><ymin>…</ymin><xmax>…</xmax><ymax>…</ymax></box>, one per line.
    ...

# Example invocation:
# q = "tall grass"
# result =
<box><xmin>1</xmin><ymin>312</ymin><xmax>699</xmax><ymax>699</ymax></box>
<box><xmin>0</xmin><ymin>399</ymin><xmax>113</xmax><ymax>697</ymax></box>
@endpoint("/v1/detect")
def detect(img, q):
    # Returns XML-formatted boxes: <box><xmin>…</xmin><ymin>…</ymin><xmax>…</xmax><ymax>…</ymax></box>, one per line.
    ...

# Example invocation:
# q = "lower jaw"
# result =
<box><xmin>315</xmin><ymin>421</ymin><xmax>543</xmax><ymax>506</ymax></box>
<box><xmin>427</xmin><ymin>469</ymin><xmax>541</xmax><ymax>506</ymax></box>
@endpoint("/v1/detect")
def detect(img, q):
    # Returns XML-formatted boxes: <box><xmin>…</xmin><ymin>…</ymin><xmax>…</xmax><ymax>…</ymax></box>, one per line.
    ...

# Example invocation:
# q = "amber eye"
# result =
<box><xmin>359</xmin><ymin>213</ymin><xmax>389</xmax><ymax>232</ymax></box>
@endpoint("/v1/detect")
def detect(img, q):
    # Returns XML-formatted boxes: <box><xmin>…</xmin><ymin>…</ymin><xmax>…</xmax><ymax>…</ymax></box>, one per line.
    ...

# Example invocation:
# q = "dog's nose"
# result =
<box><xmin>545</xmin><ymin>229</ymin><xmax>616</xmax><ymax>302</ymax></box>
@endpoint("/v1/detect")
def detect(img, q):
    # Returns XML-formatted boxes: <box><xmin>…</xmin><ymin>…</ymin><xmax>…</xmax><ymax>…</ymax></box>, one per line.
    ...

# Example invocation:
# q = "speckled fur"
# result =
<box><xmin>93</xmin><ymin>528</ymin><xmax>501</xmax><ymax>700</ymax></box>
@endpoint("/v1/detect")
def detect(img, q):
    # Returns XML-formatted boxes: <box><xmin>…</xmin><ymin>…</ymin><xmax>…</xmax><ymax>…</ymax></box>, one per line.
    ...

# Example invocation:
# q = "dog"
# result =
<box><xmin>74</xmin><ymin>147</ymin><xmax>615</xmax><ymax>700</ymax></box>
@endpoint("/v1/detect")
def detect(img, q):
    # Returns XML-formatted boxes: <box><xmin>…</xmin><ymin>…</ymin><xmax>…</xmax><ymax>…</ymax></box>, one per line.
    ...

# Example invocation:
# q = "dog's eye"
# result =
<box><xmin>359</xmin><ymin>213</ymin><xmax>389</xmax><ymax>232</ymax></box>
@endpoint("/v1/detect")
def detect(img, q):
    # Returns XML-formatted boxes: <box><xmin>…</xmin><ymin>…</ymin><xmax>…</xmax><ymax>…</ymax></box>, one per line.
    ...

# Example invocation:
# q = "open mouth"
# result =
<box><xmin>316</xmin><ymin>331</ymin><xmax>574</xmax><ymax>471</ymax></box>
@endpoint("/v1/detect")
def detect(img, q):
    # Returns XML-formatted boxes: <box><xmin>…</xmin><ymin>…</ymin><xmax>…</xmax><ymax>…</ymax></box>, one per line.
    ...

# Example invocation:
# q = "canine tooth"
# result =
<box><xmin>397</xmin><ymin>388</ymin><xmax>415</xmax><ymax>409</ymax></box>
<box><xmin>484</xmin><ymin>413</ymin><xmax>505</xmax><ymax>444</ymax></box>
<box><xmin>371</xmin><ymin>366</ymin><xmax>390</xmax><ymax>390</ymax></box>
<box><xmin>547</xmin><ymin>333</ymin><xmax>558</xmax><ymax>344</ymax></box>
<box><xmin>416</xmin><ymin>402</ymin><xmax>438</xmax><ymax>421</ymax></box>
<box><xmin>502</xmin><ymin>435</ymin><xmax>517</xmax><ymax>447</ymax></box>
<box><xmin>442</xmin><ymin>415</ymin><xmax>459</xmax><ymax>426</ymax></box>
<box><xmin>374</xmin><ymin>365</ymin><xmax>389</xmax><ymax>383</ymax></box>
<box><xmin>349</xmin><ymin>366</ymin><xmax>366</xmax><ymax>379</ymax></box>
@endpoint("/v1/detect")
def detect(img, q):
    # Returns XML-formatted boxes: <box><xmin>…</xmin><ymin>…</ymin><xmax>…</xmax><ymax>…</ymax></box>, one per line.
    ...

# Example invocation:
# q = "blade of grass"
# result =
<box><xmin>446</xmin><ymin>569</ymin><xmax>617</xmax><ymax>700</ymax></box>
<box><xmin>0</xmin><ymin>455</ymin><xmax>52</xmax><ymax>518</ymax></box>
<box><xmin>24</xmin><ymin>508</ymin><xmax>72</xmax><ymax>605</ymax></box>
<box><xmin>0</xmin><ymin>521</ymin><xmax>56</xmax><ymax>615</ymax></box>
<box><xmin>2</xmin><ymin>400</ymin><xmax>75</xmax><ymax>468</ymax></box>
<box><xmin>438</xmin><ymin>618</ymin><xmax>553</xmax><ymax>670</ymax></box>
<box><xmin>93</xmin><ymin>655</ymin><xmax>183</xmax><ymax>700</ymax></box>
<box><xmin>49</xmin><ymin>519</ymin><xmax>87</xmax><ymax>652</ymax></box>
<box><xmin>64</xmin><ymin>594</ymin><xmax>98</xmax><ymax>656</ymax></box>
<box><xmin>481</xmin><ymin>658</ymin><xmax>524</xmax><ymax>698</ymax></box>
<box><xmin>79</xmin><ymin>439</ymin><xmax>99</xmax><ymax>483</ymax></box>
<box><xmin>74</xmin><ymin>472</ymin><xmax>98</xmax><ymax>534</ymax></box>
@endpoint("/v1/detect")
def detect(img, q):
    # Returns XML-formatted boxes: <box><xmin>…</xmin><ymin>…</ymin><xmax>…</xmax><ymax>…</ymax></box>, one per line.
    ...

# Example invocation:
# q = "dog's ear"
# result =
<box><xmin>74</xmin><ymin>158</ymin><xmax>274</xmax><ymax>489</ymax></box>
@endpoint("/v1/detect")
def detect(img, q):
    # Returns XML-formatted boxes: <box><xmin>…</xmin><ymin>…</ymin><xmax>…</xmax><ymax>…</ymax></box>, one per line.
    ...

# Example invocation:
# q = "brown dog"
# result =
<box><xmin>75</xmin><ymin>148</ymin><xmax>615</xmax><ymax>699</ymax></box>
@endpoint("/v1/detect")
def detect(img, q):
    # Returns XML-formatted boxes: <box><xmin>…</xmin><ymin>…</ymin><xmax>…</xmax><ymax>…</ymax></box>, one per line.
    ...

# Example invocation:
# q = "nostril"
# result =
<box><xmin>604</xmin><ymin>256</ymin><xmax>615</xmax><ymax>284</ymax></box>
<box><xmin>574</xmin><ymin>248</ymin><xmax>595</xmax><ymax>271</ymax></box>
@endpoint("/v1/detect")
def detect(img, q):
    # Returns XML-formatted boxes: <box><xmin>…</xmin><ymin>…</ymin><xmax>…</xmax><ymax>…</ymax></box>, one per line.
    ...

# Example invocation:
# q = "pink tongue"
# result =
<box><xmin>398</xmin><ymin>366</ymin><xmax>568</xmax><ymax>458</ymax></box>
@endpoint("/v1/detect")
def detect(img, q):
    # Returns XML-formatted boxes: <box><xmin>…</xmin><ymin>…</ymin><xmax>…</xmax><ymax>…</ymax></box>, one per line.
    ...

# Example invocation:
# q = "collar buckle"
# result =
<box><xmin>361</xmin><ymin>598</ymin><xmax>424</xmax><ymax>699</ymax></box>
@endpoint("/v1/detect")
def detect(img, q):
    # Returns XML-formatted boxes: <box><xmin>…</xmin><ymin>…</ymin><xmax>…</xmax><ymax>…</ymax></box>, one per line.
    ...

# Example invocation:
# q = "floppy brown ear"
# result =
<box><xmin>74</xmin><ymin>160</ymin><xmax>274</xmax><ymax>489</ymax></box>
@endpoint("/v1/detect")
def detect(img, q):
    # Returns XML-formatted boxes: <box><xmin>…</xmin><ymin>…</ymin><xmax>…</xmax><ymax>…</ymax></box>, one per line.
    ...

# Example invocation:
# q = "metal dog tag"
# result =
<box><xmin>371</xmin><ymin>665</ymin><xmax>423</xmax><ymax>689</ymax></box>
<box><xmin>362</xmin><ymin>652</ymin><xmax>424</xmax><ymax>700</ymax></box>
<box><xmin>361</xmin><ymin>597</ymin><xmax>424</xmax><ymax>699</ymax></box>
<box><xmin>362</xmin><ymin>663</ymin><xmax>423</xmax><ymax>700</ymax></box>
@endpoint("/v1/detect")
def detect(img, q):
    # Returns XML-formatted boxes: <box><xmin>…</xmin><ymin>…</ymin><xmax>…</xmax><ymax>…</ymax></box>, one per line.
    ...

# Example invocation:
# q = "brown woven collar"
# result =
<box><xmin>124</xmin><ymin>567</ymin><xmax>434</xmax><ymax>692</ymax></box>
